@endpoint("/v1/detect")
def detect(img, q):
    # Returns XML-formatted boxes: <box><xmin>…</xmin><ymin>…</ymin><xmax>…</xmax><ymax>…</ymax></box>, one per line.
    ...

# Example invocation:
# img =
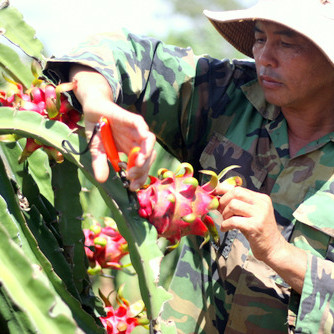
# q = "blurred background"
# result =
<box><xmin>12</xmin><ymin>0</ymin><xmax>256</xmax><ymax>59</ymax></box>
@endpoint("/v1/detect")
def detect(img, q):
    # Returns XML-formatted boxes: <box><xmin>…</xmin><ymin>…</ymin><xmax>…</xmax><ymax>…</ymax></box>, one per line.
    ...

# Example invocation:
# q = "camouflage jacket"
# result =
<box><xmin>45</xmin><ymin>30</ymin><xmax>334</xmax><ymax>333</ymax></box>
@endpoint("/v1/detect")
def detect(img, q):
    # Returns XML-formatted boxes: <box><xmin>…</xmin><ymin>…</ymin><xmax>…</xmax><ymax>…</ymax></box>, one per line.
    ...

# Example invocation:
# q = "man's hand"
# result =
<box><xmin>70</xmin><ymin>64</ymin><xmax>156</xmax><ymax>190</ymax></box>
<box><xmin>216</xmin><ymin>184</ymin><xmax>307</xmax><ymax>293</ymax></box>
<box><xmin>218</xmin><ymin>186</ymin><xmax>283</xmax><ymax>262</ymax></box>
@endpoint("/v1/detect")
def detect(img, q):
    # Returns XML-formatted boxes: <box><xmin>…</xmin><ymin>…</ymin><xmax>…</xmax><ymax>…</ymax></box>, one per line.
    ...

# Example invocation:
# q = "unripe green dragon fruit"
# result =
<box><xmin>137</xmin><ymin>163</ymin><xmax>240</xmax><ymax>248</ymax></box>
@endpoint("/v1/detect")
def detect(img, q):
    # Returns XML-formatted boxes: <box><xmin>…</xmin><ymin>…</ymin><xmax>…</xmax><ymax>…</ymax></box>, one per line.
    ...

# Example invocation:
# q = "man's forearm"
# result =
<box><xmin>69</xmin><ymin>64</ymin><xmax>114</xmax><ymax>122</ymax></box>
<box><xmin>264</xmin><ymin>239</ymin><xmax>307</xmax><ymax>294</ymax></box>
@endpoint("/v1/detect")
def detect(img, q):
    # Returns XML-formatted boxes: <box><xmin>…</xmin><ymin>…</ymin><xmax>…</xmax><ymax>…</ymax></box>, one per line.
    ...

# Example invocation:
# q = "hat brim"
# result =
<box><xmin>204</xmin><ymin>14</ymin><xmax>256</xmax><ymax>58</ymax></box>
<box><xmin>203</xmin><ymin>1</ymin><xmax>334</xmax><ymax>66</ymax></box>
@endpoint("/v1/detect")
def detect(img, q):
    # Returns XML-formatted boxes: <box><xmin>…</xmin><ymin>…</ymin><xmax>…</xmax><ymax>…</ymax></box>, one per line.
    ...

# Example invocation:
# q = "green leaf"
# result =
<box><xmin>0</xmin><ymin>222</ymin><xmax>80</xmax><ymax>334</ymax></box>
<box><xmin>0</xmin><ymin>134</ymin><xmax>104</xmax><ymax>333</ymax></box>
<box><xmin>0</xmin><ymin>5</ymin><xmax>44</xmax><ymax>61</ymax></box>
<box><xmin>23</xmin><ymin>205</ymin><xmax>82</xmax><ymax>302</ymax></box>
<box><xmin>0</xmin><ymin>43</ymin><xmax>35</xmax><ymax>89</ymax></box>
<box><xmin>0</xmin><ymin>286</ymin><xmax>36</xmax><ymax>333</ymax></box>
<box><xmin>51</xmin><ymin>158</ymin><xmax>90</xmax><ymax>299</ymax></box>
<box><xmin>79</xmin><ymin>170</ymin><xmax>112</xmax><ymax>226</ymax></box>
<box><xmin>0</xmin><ymin>140</ymin><xmax>56</xmax><ymax>222</ymax></box>
<box><xmin>0</xmin><ymin>195</ymin><xmax>23</xmax><ymax>247</ymax></box>
<box><xmin>19</xmin><ymin>142</ymin><xmax>55</xmax><ymax>205</ymax></box>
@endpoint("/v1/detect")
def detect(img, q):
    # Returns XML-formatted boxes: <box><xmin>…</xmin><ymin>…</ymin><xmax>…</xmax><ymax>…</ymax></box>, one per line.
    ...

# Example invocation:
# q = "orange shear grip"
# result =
<box><xmin>99</xmin><ymin>116</ymin><xmax>121</xmax><ymax>172</ymax></box>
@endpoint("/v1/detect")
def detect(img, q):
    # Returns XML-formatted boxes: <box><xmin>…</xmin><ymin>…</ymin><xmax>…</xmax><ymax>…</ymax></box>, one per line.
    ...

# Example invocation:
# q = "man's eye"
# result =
<box><xmin>281</xmin><ymin>42</ymin><xmax>293</xmax><ymax>47</ymax></box>
<box><xmin>254</xmin><ymin>37</ymin><xmax>265</xmax><ymax>44</ymax></box>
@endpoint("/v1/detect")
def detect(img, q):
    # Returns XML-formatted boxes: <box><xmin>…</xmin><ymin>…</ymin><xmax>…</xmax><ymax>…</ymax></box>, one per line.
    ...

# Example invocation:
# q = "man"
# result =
<box><xmin>45</xmin><ymin>0</ymin><xmax>334</xmax><ymax>332</ymax></box>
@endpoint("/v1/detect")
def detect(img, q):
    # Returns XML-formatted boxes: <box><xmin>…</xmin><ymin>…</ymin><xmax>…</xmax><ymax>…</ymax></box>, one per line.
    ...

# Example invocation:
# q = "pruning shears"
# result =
<box><xmin>61</xmin><ymin>115</ymin><xmax>140</xmax><ymax>209</ymax></box>
<box><xmin>98</xmin><ymin>116</ymin><xmax>140</xmax><ymax>210</ymax></box>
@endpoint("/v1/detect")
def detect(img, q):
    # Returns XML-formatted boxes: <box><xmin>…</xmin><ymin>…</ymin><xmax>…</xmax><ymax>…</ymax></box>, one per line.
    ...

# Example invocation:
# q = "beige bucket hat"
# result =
<box><xmin>203</xmin><ymin>0</ymin><xmax>334</xmax><ymax>66</ymax></box>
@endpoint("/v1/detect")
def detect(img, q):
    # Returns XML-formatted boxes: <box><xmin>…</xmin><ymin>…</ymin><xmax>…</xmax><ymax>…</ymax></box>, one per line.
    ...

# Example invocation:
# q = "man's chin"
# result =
<box><xmin>263</xmin><ymin>92</ymin><xmax>286</xmax><ymax>108</ymax></box>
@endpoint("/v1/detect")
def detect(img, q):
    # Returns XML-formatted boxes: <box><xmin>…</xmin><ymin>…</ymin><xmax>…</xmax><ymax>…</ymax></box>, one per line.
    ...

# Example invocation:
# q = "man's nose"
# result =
<box><xmin>256</xmin><ymin>44</ymin><xmax>278</xmax><ymax>68</ymax></box>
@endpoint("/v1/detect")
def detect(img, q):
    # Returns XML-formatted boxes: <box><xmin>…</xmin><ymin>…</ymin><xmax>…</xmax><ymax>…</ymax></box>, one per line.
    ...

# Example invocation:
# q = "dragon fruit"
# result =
<box><xmin>137</xmin><ymin>163</ymin><xmax>242</xmax><ymax>248</ymax></box>
<box><xmin>0</xmin><ymin>72</ymin><xmax>81</xmax><ymax>163</ymax></box>
<box><xmin>83</xmin><ymin>219</ymin><xmax>129</xmax><ymax>274</ymax></box>
<box><xmin>100</xmin><ymin>304</ymin><xmax>141</xmax><ymax>334</ymax></box>
<box><xmin>100</xmin><ymin>302</ymin><xmax>148</xmax><ymax>334</ymax></box>
<box><xmin>99</xmin><ymin>286</ymin><xmax>149</xmax><ymax>334</ymax></box>
<box><xmin>137</xmin><ymin>163</ymin><xmax>229</xmax><ymax>248</ymax></box>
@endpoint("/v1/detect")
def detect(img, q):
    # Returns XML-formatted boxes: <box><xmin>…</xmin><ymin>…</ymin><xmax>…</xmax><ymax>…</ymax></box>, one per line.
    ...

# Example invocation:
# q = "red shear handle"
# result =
<box><xmin>99</xmin><ymin>116</ymin><xmax>141</xmax><ymax>174</ymax></box>
<box><xmin>127</xmin><ymin>146</ymin><xmax>141</xmax><ymax>171</ymax></box>
<box><xmin>99</xmin><ymin>116</ymin><xmax>121</xmax><ymax>172</ymax></box>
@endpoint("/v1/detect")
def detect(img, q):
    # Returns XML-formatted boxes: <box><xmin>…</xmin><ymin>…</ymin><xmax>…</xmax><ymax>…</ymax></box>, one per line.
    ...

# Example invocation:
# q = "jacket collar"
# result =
<box><xmin>241</xmin><ymin>79</ymin><xmax>281</xmax><ymax>121</ymax></box>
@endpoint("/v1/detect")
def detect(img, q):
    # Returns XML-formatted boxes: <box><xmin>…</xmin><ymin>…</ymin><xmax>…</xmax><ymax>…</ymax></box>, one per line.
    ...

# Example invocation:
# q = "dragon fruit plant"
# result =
<box><xmin>83</xmin><ymin>218</ymin><xmax>129</xmax><ymax>275</ymax></box>
<box><xmin>137</xmin><ymin>162</ymin><xmax>242</xmax><ymax>249</ymax></box>
<box><xmin>0</xmin><ymin>4</ymin><xmax>188</xmax><ymax>333</ymax></box>
<box><xmin>0</xmin><ymin>73</ymin><xmax>82</xmax><ymax>163</ymax></box>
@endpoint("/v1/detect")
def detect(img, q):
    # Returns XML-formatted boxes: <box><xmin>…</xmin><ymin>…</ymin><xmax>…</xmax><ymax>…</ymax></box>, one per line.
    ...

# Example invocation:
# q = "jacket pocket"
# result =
<box><xmin>292</xmin><ymin>188</ymin><xmax>334</xmax><ymax>260</ymax></box>
<box><xmin>199</xmin><ymin>132</ymin><xmax>268</xmax><ymax>192</ymax></box>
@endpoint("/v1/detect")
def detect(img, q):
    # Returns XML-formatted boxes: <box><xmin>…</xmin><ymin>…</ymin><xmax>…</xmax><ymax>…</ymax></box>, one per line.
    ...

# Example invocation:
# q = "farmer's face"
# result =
<box><xmin>252</xmin><ymin>21</ymin><xmax>334</xmax><ymax>109</ymax></box>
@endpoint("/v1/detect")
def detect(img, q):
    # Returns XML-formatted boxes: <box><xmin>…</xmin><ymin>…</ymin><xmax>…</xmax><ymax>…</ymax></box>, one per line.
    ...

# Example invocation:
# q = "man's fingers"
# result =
<box><xmin>219</xmin><ymin>187</ymin><xmax>254</xmax><ymax>210</ymax></box>
<box><xmin>215</xmin><ymin>181</ymin><xmax>237</xmax><ymax>195</ymax></box>
<box><xmin>220</xmin><ymin>215</ymin><xmax>249</xmax><ymax>232</ymax></box>
<box><xmin>84</xmin><ymin>119</ymin><xmax>110</xmax><ymax>182</ymax></box>
<box><xmin>92</xmin><ymin>152</ymin><xmax>109</xmax><ymax>183</ymax></box>
<box><xmin>82</xmin><ymin>101</ymin><xmax>156</xmax><ymax>187</ymax></box>
<box><xmin>221</xmin><ymin>198</ymin><xmax>253</xmax><ymax>220</ymax></box>
<box><xmin>128</xmin><ymin>148</ymin><xmax>157</xmax><ymax>191</ymax></box>
<box><xmin>219</xmin><ymin>188</ymin><xmax>274</xmax><ymax>236</ymax></box>
<box><xmin>89</xmin><ymin>132</ymin><xmax>110</xmax><ymax>183</ymax></box>
<box><xmin>137</xmin><ymin>132</ymin><xmax>156</xmax><ymax>167</ymax></box>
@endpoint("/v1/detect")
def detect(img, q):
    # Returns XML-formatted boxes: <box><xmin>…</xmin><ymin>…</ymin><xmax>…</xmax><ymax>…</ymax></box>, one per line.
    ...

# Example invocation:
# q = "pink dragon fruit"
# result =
<box><xmin>0</xmin><ymin>74</ymin><xmax>82</xmax><ymax>163</ymax></box>
<box><xmin>137</xmin><ymin>163</ymin><xmax>224</xmax><ymax>248</ymax></box>
<box><xmin>99</xmin><ymin>286</ymin><xmax>149</xmax><ymax>334</ymax></box>
<box><xmin>83</xmin><ymin>219</ymin><xmax>129</xmax><ymax>274</ymax></box>
<box><xmin>137</xmin><ymin>163</ymin><xmax>242</xmax><ymax>248</ymax></box>
<box><xmin>100</xmin><ymin>304</ymin><xmax>144</xmax><ymax>334</ymax></box>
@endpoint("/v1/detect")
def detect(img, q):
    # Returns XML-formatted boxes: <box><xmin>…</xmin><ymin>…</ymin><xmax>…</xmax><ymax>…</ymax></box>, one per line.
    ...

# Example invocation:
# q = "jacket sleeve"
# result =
<box><xmin>302</xmin><ymin>254</ymin><xmax>334</xmax><ymax>330</ymax></box>
<box><xmin>44</xmin><ymin>29</ymin><xmax>202</xmax><ymax>163</ymax></box>
<box><xmin>291</xmin><ymin>188</ymin><xmax>334</xmax><ymax>333</ymax></box>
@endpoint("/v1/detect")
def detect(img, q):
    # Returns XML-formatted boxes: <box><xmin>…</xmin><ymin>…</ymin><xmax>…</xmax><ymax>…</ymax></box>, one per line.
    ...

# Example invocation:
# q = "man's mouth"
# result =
<box><xmin>260</xmin><ymin>75</ymin><xmax>282</xmax><ymax>89</ymax></box>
